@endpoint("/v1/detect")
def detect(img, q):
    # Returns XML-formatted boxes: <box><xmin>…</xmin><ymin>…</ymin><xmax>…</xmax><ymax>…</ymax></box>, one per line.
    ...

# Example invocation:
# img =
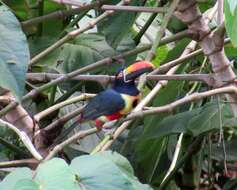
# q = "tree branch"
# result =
<box><xmin>175</xmin><ymin>0</ymin><xmax>237</xmax><ymax>116</ymax></box>
<box><xmin>29</xmin><ymin>0</ymin><xmax>131</xmax><ymax>66</ymax></box>
<box><xmin>101</xmin><ymin>5</ymin><xmax>167</xmax><ymax>13</ymax></box>
<box><xmin>0</xmin><ymin>119</ymin><xmax>43</xmax><ymax>160</ymax></box>
<box><xmin>21</xmin><ymin>0</ymin><xmax>108</xmax><ymax>27</ymax></box>
<box><xmin>0</xmin><ymin>29</ymin><xmax>189</xmax><ymax>118</ymax></box>
<box><xmin>146</xmin><ymin>0</ymin><xmax>181</xmax><ymax>61</ymax></box>
<box><xmin>99</xmin><ymin>30</ymin><xmax>197</xmax><ymax>151</ymax></box>
<box><xmin>150</xmin><ymin>38</ymin><xmax>230</xmax><ymax>75</ymax></box>
<box><xmin>44</xmin><ymin>128</ymin><xmax>98</xmax><ymax>161</ymax></box>
<box><xmin>126</xmin><ymin>86</ymin><xmax>237</xmax><ymax>120</ymax></box>
<box><xmin>0</xmin><ymin>159</ymin><xmax>38</xmax><ymax>168</ymax></box>
<box><xmin>34</xmin><ymin>93</ymin><xmax>95</xmax><ymax>122</ymax></box>
<box><xmin>27</xmin><ymin>73</ymin><xmax>114</xmax><ymax>85</ymax></box>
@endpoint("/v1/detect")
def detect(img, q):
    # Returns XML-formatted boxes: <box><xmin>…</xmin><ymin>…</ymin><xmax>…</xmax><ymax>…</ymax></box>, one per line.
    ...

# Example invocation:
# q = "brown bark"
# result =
<box><xmin>175</xmin><ymin>0</ymin><xmax>237</xmax><ymax>116</ymax></box>
<box><xmin>0</xmin><ymin>92</ymin><xmax>46</xmax><ymax>155</ymax></box>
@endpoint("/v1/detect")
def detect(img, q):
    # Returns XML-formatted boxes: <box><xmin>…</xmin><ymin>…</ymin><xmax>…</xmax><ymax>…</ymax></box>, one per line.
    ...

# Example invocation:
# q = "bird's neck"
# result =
<box><xmin>112</xmin><ymin>80</ymin><xmax>139</xmax><ymax>96</ymax></box>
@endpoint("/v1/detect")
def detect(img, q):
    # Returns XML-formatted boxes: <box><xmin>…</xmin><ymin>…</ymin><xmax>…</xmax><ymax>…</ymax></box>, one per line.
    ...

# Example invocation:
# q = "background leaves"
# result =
<box><xmin>0</xmin><ymin>5</ymin><xmax>29</xmax><ymax>100</ymax></box>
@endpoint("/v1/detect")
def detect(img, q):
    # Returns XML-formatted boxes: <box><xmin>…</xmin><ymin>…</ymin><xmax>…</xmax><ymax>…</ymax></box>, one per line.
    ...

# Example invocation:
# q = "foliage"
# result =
<box><xmin>0</xmin><ymin>151</ymin><xmax>152</xmax><ymax>190</ymax></box>
<box><xmin>0</xmin><ymin>0</ymin><xmax>237</xmax><ymax>190</ymax></box>
<box><xmin>0</xmin><ymin>4</ymin><xmax>29</xmax><ymax>101</ymax></box>
<box><xmin>224</xmin><ymin>0</ymin><xmax>237</xmax><ymax>47</ymax></box>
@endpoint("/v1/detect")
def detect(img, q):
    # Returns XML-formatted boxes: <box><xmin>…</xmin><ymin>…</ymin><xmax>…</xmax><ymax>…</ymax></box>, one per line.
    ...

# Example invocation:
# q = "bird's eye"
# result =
<box><xmin>117</xmin><ymin>71</ymin><xmax>123</xmax><ymax>78</ymax></box>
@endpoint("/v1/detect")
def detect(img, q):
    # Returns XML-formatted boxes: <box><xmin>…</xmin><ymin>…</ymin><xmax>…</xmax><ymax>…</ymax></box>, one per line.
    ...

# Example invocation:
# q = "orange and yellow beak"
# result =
<box><xmin>124</xmin><ymin>61</ymin><xmax>155</xmax><ymax>80</ymax></box>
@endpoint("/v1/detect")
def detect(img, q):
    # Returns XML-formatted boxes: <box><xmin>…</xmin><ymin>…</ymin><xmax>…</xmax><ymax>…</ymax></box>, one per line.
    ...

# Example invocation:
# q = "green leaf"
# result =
<box><xmin>97</xmin><ymin>0</ymin><xmax>141</xmax><ymax>48</ymax></box>
<box><xmin>0</xmin><ymin>168</ymin><xmax>32</xmax><ymax>190</ymax></box>
<box><xmin>143</xmin><ymin>107</ymin><xmax>201</xmax><ymax>140</ymax></box>
<box><xmin>187</xmin><ymin>103</ymin><xmax>223</xmax><ymax>136</ymax></box>
<box><xmin>0</xmin><ymin>5</ymin><xmax>29</xmax><ymax>100</ymax></box>
<box><xmin>133</xmin><ymin>80</ymin><xmax>183</xmax><ymax>183</ymax></box>
<box><xmin>96</xmin><ymin>151</ymin><xmax>134</xmax><ymax>176</ymax></box>
<box><xmin>152</xmin><ymin>45</ymin><xmax>169</xmax><ymax>67</ymax></box>
<box><xmin>142</xmin><ymin>103</ymin><xmax>233</xmax><ymax>142</ymax></box>
<box><xmin>224</xmin><ymin>0</ymin><xmax>237</xmax><ymax>47</ymax></box>
<box><xmin>223</xmin><ymin>179</ymin><xmax>237</xmax><ymax>190</ymax></box>
<box><xmin>226</xmin><ymin>0</ymin><xmax>237</xmax><ymax>15</ymax></box>
<box><xmin>13</xmin><ymin>179</ymin><xmax>39</xmax><ymax>190</ymax></box>
<box><xmin>35</xmin><ymin>158</ymin><xmax>79</xmax><ymax>190</ymax></box>
<box><xmin>58</xmin><ymin>34</ymin><xmax>115</xmax><ymax>74</ymax></box>
<box><xmin>97</xmin><ymin>151</ymin><xmax>153</xmax><ymax>190</ymax></box>
<box><xmin>70</xmin><ymin>151</ymin><xmax>152</xmax><ymax>190</ymax></box>
<box><xmin>211</xmin><ymin>140</ymin><xmax>237</xmax><ymax>162</ymax></box>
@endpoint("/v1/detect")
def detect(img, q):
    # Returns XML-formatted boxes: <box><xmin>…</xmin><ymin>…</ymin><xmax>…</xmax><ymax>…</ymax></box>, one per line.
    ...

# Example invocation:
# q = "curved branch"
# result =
<box><xmin>0</xmin><ymin>119</ymin><xmax>43</xmax><ymax>160</ymax></box>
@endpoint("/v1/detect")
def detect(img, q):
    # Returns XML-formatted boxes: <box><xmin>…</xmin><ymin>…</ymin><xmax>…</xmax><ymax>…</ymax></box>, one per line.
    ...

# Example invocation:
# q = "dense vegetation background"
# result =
<box><xmin>0</xmin><ymin>0</ymin><xmax>237</xmax><ymax>189</ymax></box>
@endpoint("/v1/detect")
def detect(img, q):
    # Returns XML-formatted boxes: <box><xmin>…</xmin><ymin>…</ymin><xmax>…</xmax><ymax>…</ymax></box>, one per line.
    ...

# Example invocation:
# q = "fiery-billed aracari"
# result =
<box><xmin>79</xmin><ymin>60</ymin><xmax>155</xmax><ymax>129</ymax></box>
<box><xmin>53</xmin><ymin>61</ymin><xmax>155</xmax><ymax>144</ymax></box>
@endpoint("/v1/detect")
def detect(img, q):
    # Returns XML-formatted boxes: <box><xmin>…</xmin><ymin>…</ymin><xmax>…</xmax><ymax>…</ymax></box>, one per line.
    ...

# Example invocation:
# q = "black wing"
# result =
<box><xmin>82</xmin><ymin>89</ymin><xmax>125</xmax><ymax>120</ymax></box>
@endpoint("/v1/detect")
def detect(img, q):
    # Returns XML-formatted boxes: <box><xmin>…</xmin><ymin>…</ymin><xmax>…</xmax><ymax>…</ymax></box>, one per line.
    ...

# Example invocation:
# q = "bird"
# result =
<box><xmin>50</xmin><ymin>60</ymin><xmax>155</xmax><ymax>145</ymax></box>
<box><xmin>80</xmin><ymin>60</ymin><xmax>155</xmax><ymax>130</ymax></box>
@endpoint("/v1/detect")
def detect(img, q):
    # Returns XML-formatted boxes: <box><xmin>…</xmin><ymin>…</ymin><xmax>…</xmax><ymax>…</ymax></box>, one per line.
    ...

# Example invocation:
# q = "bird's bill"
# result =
<box><xmin>124</xmin><ymin>61</ymin><xmax>155</xmax><ymax>80</ymax></box>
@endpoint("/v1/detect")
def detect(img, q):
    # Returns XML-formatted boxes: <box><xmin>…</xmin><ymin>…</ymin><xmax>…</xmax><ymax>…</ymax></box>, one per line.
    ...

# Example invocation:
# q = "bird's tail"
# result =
<box><xmin>51</xmin><ymin>114</ymin><xmax>83</xmax><ymax>146</ymax></box>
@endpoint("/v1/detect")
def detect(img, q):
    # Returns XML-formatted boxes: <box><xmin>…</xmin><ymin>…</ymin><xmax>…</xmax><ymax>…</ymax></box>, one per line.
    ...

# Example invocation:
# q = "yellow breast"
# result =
<box><xmin>119</xmin><ymin>93</ymin><xmax>140</xmax><ymax>115</ymax></box>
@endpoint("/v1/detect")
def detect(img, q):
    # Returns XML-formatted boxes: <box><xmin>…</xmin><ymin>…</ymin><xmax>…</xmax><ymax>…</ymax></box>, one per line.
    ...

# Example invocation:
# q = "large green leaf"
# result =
<box><xmin>187</xmin><ymin>103</ymin><xmax>224</xmax><ymax>136</ymax></box>
<box><xmin>58</xmin><ymin>33</ymin><xmax>115</xmax><ymax>74</ymax></box>
<box><xmin>224</xmin><ymin>0</ymin><xmax>237</xmax><ymax>47</ymax></box>
<box><xmin>13</xmin><ymin>179</ymin><xmax>39</xmax><ymax>190</ymax></box>
<box><xmin>96</xmin><ymin>151</ymin><xmax>153</xmax><ymax>190</ymax></box>
<box><xmin>0</xmin><ymin>5</ymin><xmax>29</xmax><ymax>100</ymax></box>
<box><xmin>70</xmin><ymin>151</ymin><xmax>152</xmax><ymax>190</ymax></box>
<box><xmin>35</xmin><ymin>158</ymin><xmax>79</xmax><ymax>190</ymax></box>
<box><xmin>142</xmin><ymin>103</ymin><xmax>234</xmax><ymax>141</ymax></box>
<box><xmin>211</xmin><ymin>140</ymin><xmax>237</xmax><ymax>162</ymax></box>
<box><xmin>0</xmin><ymin>153</ymin><xmax>152</xmax><ymax>190</ymax></box>
<box><xmin>0</xmin><ymin>168</ymin><xmax>32</xmax><ymax>190</ymax></box>
<box><xmin>97</xmin><ymin>0</ymin><xmax>141</xmax><ymax>48</ymax></box>
<box><xmin>131</xmin><ymin>80</ymin><xmax>183</xmax><ymax>183</ymax></box>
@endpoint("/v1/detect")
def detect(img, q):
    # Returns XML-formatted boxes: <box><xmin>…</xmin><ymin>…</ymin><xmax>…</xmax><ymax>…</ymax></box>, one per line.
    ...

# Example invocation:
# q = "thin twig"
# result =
<box><xmin>150</xmin><ymin>38</ymin><xmax>230</xmax><ymax>75</ymax></box>
<box><xmin>34</xmin><ymin>93</ymin><xmax>95</xmax><ymax>122</ymax></box>
<box><xmin>126</xmin><ymin>86</ymin><xmax>237</xmax><ymax>120</ymax></box>
<box><xmin>0</xmin><ymin>159</ymin><xmax>38</xmax><ymax>168</ymax></box>
<box><xmin>42</xmin><ymin>106</ymin><xmax>85</xmax><ymax>133</ymax></box>
<box><xmin>146</xmin><ymin>0</ymin><xmax>181</xmax><ymax>61</ymax></box>
<box><xmin>27</xmin><ymin>73</ymin><xmax>216</xmax><ymax>85</ymax></box>
<box><xmin>100</xmin><ymin>40</ymin><xmax>198</xmax><ymax>151</ymax></box>
<box><xmin>0</xmin><ymin>30</ymin><xmax>190</xmax><ymax>118</ymax></box>
<box><xmin>44</xmin><ymin>128</ymin><xmax>98</xmax><ymax>161</ymax></box>
<box><xmin>147</xmin><ymin>74</ymin><xmax>214</xmax><ymax>85</ymax></box>
<box><xmin>29</xmin><ymin>0</ymin><xmax>130</xmax><ymax>66</ymax></box>
<box><xmin>21</xmin><ymin>0</ymin><xmax>108</xmax><ymax>27</ymax></box>
<box><xmin>101</xmin><ymin>5</ymin><xmax>167</xmax><ymax>13</ymax></box>
<box><xmin>134</xmin><ymin>12</ymin><xmax>158</xmax><ymax>45</ymax></box>
<box><xmin>217</xmin><ymin>0</ymin><xmax>224</xmax><ymax>25</ymax></box>
<box><xmin>217</xmin><ymin>95</ymin><xmax>228</xmax><ymax>174</ymax></box>
<box><xmin>45</xmin><ymin>86</ymin><xmax>237</xmax><ymax>160</ymax></box>
<box><xmin>27</xmin><ymin>73</ymin><xmax>114</xmax><ymax>84</ymax></box>
<box><xmin>160</xmin><ymin>4</ymin><xmax>219</xmax><ymax>184</ymax></box>
<box><xmin>100</xmin><ymin>0</ymin><xmax>184</xmax><ymax>151</ymax></box>
<box><xmin>159</xmin><ymin>137</ymin><xmax>204</xmax><ymax>189</ymax></box>
<box><xmin>133</xmin><ymin>0</ymin><xmax>160</xmax><ymax>45</ymax></box>
<box><xmin>50</xmin><ymin>0</ymin><xmax>101</xmax><ymax>7</ymax></box>
<box><xmin>161</xmin><ymin>56</ymin><xmax>208</xmax><ymax>184</ymax></box>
